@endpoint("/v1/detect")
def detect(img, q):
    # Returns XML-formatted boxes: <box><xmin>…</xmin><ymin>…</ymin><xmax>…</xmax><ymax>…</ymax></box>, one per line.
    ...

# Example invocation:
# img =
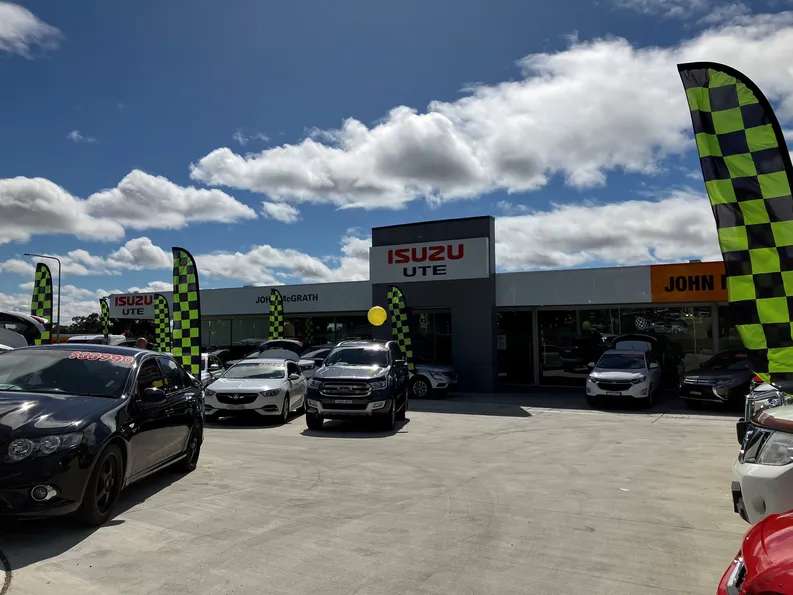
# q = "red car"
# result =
<box><xmin>719</xmin><ymin>511</ymin><xmax>793</xmax><ymax>594</ymax></box>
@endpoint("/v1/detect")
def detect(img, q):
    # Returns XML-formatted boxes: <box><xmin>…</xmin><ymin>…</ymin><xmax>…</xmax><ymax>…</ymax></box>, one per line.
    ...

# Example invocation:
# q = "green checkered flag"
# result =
<box><xmin>268</xmin><ymin>289</ymin><xmax>285</xmax><ymax>340</ymax></box>
<box><xmin>679</xmin><ymin>62</ymin><xmax>793</xmax><ymax>388</ymax></box>
<box><xmin>304</xmin><ymin>318</ymin><xmax>315</xmax><ymax>345</ymax></box>
<box><xmin>99</xmin><ymin>298</ymin><xmax>110</xmax><ymax>340</ymax></box>
<box><xmin>31</xmin><ymin>263</ymin><xmax>52</xmax><ymax>345</ymax></box>
<box><xmin>171</xmin><ymin>247</ymin><xmax>202</xmax><ymax>376</ymax></box>
<box><xmin>386</xmin><ymin>286</ymin><xmax>415</xmax><ymax>373</ymax></box>
<box><xmin>153</xmin><ymin>293</ymin><xmax>171</xmax><ymax>353</ymax></box>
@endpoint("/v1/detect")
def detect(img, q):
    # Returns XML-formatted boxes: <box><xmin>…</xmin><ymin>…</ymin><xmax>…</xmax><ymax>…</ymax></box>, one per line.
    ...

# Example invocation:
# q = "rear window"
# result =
<box><xmin>0</xmin><ymin>349</ymin><xmax>134</xmax><ymax>398</ymax></box>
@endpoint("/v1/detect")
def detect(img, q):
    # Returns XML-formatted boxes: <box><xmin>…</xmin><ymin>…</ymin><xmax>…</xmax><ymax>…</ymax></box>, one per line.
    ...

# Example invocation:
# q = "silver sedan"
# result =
<box><xmin>204</xmin><ymin>358</ymin><xmax>307</xmax><ymax>424</ymax></box>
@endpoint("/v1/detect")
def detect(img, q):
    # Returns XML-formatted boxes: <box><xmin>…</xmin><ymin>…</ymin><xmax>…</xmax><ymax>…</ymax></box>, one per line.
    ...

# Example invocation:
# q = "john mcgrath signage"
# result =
<box><xmin>650</xmin><ymin>261</ymin><xmax>727</xmax><ymax>303</ymax></box>
<box><xmin>369</xmin><ymin>237</ymin><xmax>490</xmax><ymax>284</ymax></box>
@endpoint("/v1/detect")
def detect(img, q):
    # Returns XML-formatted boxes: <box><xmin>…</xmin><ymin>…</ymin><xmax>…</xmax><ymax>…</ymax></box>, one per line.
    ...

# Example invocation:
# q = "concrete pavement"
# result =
<box><xmin>1</xmin><ymin>393</ymin><xmax>747</xmax><ymax>594</ymax></box>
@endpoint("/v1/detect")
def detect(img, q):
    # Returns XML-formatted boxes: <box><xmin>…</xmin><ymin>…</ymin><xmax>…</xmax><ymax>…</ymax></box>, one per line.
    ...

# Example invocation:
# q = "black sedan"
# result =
<box><xmin>0</xmin><ymin>344</ymin><xmax>203</xmax><ymax>525</ymax></box>
<box><xmin>679</xmin><ymin>350</ymin><xmax>753</xmax><ymax>406</ymax></box>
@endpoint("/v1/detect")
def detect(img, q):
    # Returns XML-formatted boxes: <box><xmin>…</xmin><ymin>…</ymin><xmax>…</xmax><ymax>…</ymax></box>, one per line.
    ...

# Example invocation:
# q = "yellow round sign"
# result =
<box><xmin>367</xmin><ymin>306</ymin><xmax>387</xmax><ymax>326</ymax></box>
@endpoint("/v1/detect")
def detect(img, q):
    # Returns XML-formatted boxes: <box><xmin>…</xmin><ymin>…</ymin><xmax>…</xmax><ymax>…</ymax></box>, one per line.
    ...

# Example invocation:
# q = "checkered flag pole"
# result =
<box><xmin>31</xmin><ymin>263</ymin><xmax>52</xmax><ymax>345</ymax></box>
<box><xmin>153</xmin><ymin>293</ymin><xmax>171</xmax><ymax>353</ymax></box>
<box><xmin>268</xmin><ymin>289</ymin><xmax>285</xmax><ymax>340</ymax></box>
<box><xmin>386</xmin><ymin>286</ymin><xmax>415</xmax><ymax>373</ymax></box>
<box><xmin>99</xmin><ymin>298</ymin><xmax>110</xmax><ymax>340</ymax></box>
<box><xmin>679</xmin><ymin>62</ymin><xmax>793</xmax><ymax>388</ymax></box>
<box><xmin>171</xmin><ymin>247</ymin><xmax>202</xmax><ymax>376</ymax></box>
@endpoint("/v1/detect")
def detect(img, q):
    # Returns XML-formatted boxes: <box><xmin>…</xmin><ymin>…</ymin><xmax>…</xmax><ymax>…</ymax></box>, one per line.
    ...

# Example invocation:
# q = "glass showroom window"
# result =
<box><xmin>231</xmin><ymin>317</ymin><xmax>266</xmax><ymax>345</ymax></box>
<box><xmin>496</xmin><ymin>311</ymin><xmax>532</xmax><ymax>385</ymax></box>
<box><xmin>410</xmin><ymin>310</ymin><xmax>452</xmax><ymax>364</ymax></box>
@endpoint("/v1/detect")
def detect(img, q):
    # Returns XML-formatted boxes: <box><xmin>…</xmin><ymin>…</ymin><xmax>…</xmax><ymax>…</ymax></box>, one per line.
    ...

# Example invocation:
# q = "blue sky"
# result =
<box><xmin>2</xmin><ymin>0</ymin><xmax>793</xmax><ymax>318</ymax></box>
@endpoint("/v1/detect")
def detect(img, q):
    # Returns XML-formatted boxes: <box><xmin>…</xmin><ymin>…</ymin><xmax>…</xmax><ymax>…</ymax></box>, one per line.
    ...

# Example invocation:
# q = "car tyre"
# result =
<box><xmin>280</xmin><ymin>394</ymin><xmax>290</xmax><ymax>425</ymax></box>
<box><xmin>379</xmin><ymin>401</ymin><xmax>396</xmax><ymax>431</ymax></box>
<box><xmin>396</xmin><ymin>390</ymin><xmax>407</xmax><ymax>421</ymax></box>
<box><xmin>409</xmin><ymin>376</ymin><xmax>432</xmax><ymax>399</ymax></box>
<box><xmin>77</xmin><ymin>444</ymin><xmax>124</xmax><ymax>527</ymax></box>
<box><xmin>175</xmin><ymin>426</ymin><xmax>202</xmax><ymax>473</ymax></box>
<box><xmin>306</xmin><ymin>412</ymin><xmax>324</xmax><ymax>431</ymax></box>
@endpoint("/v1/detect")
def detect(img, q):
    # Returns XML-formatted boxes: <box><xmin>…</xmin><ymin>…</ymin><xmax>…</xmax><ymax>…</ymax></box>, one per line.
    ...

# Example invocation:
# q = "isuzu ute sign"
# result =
<box><xmin>370</xmin><ymin>237</ymin><xmax>490</xmax><ymax>283</ymax></box>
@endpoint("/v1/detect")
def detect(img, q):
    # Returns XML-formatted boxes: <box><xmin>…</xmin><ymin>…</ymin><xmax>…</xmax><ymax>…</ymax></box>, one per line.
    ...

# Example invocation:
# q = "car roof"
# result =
<box><xmin>335</xmin><ymin>340</ymin><xmax>389</xmax><ymax>349</ymax></box>
<box><xmin>234</xmin><ymin>358</ymin><xmax>287</xmax><ymax>365</ymax></box>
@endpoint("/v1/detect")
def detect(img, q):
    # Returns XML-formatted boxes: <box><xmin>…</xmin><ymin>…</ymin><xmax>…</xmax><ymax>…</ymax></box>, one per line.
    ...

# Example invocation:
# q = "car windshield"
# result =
<box><xmin>701</xmin><ymin>352</ymin><xmax>749</xmax><ymax>371</ymax></box>
<box><xmin>223</xmin><ymin>362</ymin><xmax>285</xmax><ymax>379</ymax></box>
<box><xmin>0</xmin><ymin>349</ymin><xmax>134</xmax><ymax>397</ymax></box>
<box><xmin>325</xmin><ymin>347</ymin><xmax>389</xmax><ymax>367</ymax></box>
<box><xmin>597</xmin><ymin>354</ymin><xmax>646</xmax><ymax>370</ymax></box>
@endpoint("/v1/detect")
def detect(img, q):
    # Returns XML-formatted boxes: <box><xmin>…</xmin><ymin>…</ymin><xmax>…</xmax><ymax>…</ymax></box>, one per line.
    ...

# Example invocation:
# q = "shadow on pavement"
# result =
<box><xmin>409</xmin><ymin>389</ymin><xmax>741</xmax><ymax>419</ymax></box>
<box><xmin>206</xmin><ymin>410</ymin><xmax>305</xmax><ymax>430</ymax></box>
<box><xmin>301</xmin><ymin>418</ymin><xmax>410</xmax><ymax>438</ymax></box>
<box><xmin>0</xmin><ymin>466</ymin><xmax>188</xmax><ymax>573</ymax></box>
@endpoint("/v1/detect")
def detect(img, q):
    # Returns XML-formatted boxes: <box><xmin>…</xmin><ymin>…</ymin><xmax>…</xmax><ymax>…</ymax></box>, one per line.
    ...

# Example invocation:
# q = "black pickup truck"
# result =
<box><xmin>304</xmin><ymin>340</ymin><xmax>409</xmax><ymax>431</ymax></box>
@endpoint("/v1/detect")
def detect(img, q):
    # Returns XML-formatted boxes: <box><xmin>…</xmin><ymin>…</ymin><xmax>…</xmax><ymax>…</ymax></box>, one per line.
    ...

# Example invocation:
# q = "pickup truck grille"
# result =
<box><xmin>597</xmin><ymin>382</ymin><xmax>631</xmax><ymax>392</ymax></box>
<box><xmin>320</xmin><ymin>382</ymin><xmax>371</xmax><ymax>397</ymax></box>
<box><xmin>217</xmin><ymin>392</ymin><xmax>258</xmax><ymax>405</ymax></box>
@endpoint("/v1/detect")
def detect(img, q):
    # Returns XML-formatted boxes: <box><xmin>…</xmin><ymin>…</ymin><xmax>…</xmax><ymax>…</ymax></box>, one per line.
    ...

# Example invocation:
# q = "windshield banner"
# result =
<box><xmin>679</xmin><ymin>62</ymin><xmax>793</xmax><ymax>388</ymax></box>
<box><xmin>386</xmin><ymin>286</ymin><xmax>415</xmax><ymax>373</ymax></box>
<box><xmin>31</xmin><ymin>263</ymin><xmax>52</xmax><ymax>345</ymax></box>
<box><xmin>171</xmin><ymin>247</ymin><xmax>202</xmax><ymax>376</ymax></box>
<box><xmin>268</xmin><ymin>288</ymin><xmax>284</xmax><ymax>340</ymax></box>
<box><xmin>154</xmin><ymin>293</ymin><xmax>171</xmax><ymax>353</ymax></box>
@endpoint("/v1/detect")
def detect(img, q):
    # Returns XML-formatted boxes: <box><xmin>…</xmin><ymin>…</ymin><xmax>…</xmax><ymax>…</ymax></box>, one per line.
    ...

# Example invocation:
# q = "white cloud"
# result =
<box><xmin>0</xmin><ymin>170</ymin><xmax>256</xmax><ymax>246</ymax></box>
<box><xmin>126</xmin><ymin>280</ymin><xmax>171</xmax><ymax>294</ymax></box>
<box><xmin>612</xmin><ymin>0</ymin><xmax>711</xmax><ymax>18</ymax></box>
<box><xmin>0</xmin><ymin>237</ymin><xmax>171</xmax><ymax>278</ymax></box>
<box><xmin>0</xmin><ymin>2</ymin><xmax>61</xmax><ymax>58</ymax></box>
<box><xmin>261</xmin><ymin>201</ymin><xmax>300</xmax><ymax>223</ymax></box>
<box><xmin>232</xmin><ymin>130</ymin><xmax>269</xmax><ymax>146</ymax></box>
<box><xmin>495</xmin><ymin>190</ymin><xmax>720</xmax><ymax>270</ymax></box>
<box><xmin>195</xmin><ymin>234</ymin><xmax>371</xmax><ymax>285</ymax></box>
<box><xmin>190</xmin><ymin>14</ymin><xmax>793</xmax><ymax>211</ymax></box>
<box><xmin>0</xmin><ymin>177</ymin><xmax>125</xmax><ymax>245</ymax></box>
<box><xmin>84</xmin><ymin>169</ymin><xmax>256</xmax><ymax>230</ymax></box>
<box><xmin>66</xmin><ymin>130</ymin><xmax>97</xmax><ymax>144</ymax></box>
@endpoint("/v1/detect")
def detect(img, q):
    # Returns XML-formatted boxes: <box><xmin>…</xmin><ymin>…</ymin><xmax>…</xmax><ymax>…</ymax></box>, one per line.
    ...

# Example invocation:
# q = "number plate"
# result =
<box><xmin>689</xmin><ymin>390</ymin><xmax>702</xmax><ymax>396</ymax></box>
<box><xmin>334</xmin><ymin>399</ymin><xmax>354</xmax><ymax>405</ymax></box>
<box><xmin>605</xmin><ymin>392</ymin><xmax>621</xmax><ymax>396</ymax></box>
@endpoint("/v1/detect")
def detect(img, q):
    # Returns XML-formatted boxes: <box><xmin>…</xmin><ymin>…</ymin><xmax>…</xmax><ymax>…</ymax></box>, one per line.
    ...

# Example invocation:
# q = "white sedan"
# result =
<box><xmin>204</xmin><ymin>358</ymin><xmax>306</xmax><ymax>424</ymax></box>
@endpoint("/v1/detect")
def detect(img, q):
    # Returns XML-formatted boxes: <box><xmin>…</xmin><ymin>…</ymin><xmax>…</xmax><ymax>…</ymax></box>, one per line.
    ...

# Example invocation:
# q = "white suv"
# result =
<box><xmin>586</xmin><ymin>349</ymin><xmax>661</xmax><ymax>407</ymax></box>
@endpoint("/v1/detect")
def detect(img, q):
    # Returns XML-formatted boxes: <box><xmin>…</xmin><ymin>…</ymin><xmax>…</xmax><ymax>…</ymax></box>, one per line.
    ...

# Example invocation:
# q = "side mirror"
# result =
<box><xmin>586</xmin><ymin>362</ymin><xmax>595</xmax><ymax>369</ymax></box>
<box><xmin>649</xmin><ymin>362</ymin><xmax>660</xmax><ymax>369</ymax></box>
<box><xmin>209</xmin><ymin>364</ymin><xmax>221</xmax><ymax>371</ymax></box>
<box><xmin>394</xmin><ymin>359</ymin><xmax>406</xmax><ymax>367</ymax></box>
<box><xmin>314</xmin><ymin>358</ymin><xmax>325</xmax><ymax>367</ymax></box>
<box><xmin>736</xmin><ymin>419</ymin><xmax>748</xmax><ymax>444</ymax></box>
<box><xmin>141</xmin><ymin>386</ymin><xmax>166</xmax><ymax>403</ymax></box>
<box><xmin>288</xmin><ymin>373</ymin><xmax>301</xmax><ymax>381</ymax></box>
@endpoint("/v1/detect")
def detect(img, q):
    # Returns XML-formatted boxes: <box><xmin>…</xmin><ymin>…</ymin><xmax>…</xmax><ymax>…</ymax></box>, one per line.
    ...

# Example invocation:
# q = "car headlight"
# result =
<box><xmin>587</xmin><ymin>376</ymin><xmax>597</xmax><ymax>383</ymax></box>
<box><xmin>260</xmin><ymin>389</ymin><xmax>281</xmax><ymax>397</ymax></box>
<box><xmin>630</xmin><ymin>375</ymin><xmax>647</xmax><ymax>384</ymax></box>
<box><xmin>757</xmin><ymin>432</ymin><xmax>793</xmax><ymax>466</ymax></box>
<box><xmin>308</xmin><ymin>379</ymin><xmax>322</xmax><ymax>390</ymax></box>
<box><xmin>7</xmin><ymin>432</ymin><xmax>82</xmax><ymax>463</ymax></box>
<box><xmin>371</xmin><ymin>379</ymin><xmax>388</xmax><ymax>390</ymax></box>
<box><xmin>428</xmin><ymin>371</ymin><xmax>448</xmax><ymax>380</ymax></box>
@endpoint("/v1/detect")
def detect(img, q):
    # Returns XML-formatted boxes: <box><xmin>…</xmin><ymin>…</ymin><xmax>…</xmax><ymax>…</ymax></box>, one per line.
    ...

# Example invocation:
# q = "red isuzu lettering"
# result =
<box><xmin>387</xmin><ymin>244</ymin><xmax>464</xmax><ymax>264</ymax></box>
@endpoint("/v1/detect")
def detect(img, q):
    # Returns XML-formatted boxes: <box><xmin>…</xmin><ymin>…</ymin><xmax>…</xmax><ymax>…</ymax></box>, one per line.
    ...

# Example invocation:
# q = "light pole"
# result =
<box><xmin>24</xmin><ymin>253</ymin><xmax>62</xmax><ymax>342</ymax></box>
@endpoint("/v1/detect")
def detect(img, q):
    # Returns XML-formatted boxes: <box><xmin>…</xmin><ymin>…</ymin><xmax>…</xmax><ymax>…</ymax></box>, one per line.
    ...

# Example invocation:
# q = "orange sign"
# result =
<box><xmin>650</xmin><ymin>262</ymin><xmax>726</xmax><ymax>303</ymax></box>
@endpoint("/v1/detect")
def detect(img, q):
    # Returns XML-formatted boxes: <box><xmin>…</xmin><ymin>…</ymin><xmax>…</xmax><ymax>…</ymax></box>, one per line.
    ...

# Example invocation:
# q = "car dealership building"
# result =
<box><xmin>109</xmin><ymin>216</ymin><xmax>738</xmax><ymax>392</ymax></box>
